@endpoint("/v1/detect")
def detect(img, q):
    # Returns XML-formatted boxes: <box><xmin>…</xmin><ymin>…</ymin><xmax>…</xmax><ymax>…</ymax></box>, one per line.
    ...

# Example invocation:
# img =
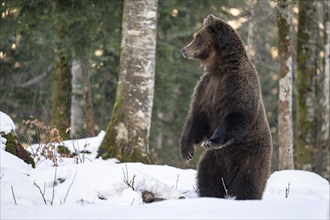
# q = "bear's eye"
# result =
<box><xmin>196</xmin><ymin>35</ymin><xmax>201</xmax><ymax>40</ymax></box>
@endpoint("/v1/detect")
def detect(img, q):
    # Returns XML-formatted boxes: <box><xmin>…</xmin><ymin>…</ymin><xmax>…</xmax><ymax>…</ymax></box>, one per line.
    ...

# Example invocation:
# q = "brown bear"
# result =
<box><xmin>180</xmin><ymin>14</ymin><xmax>272</xmax><ymax>200</ymax></box>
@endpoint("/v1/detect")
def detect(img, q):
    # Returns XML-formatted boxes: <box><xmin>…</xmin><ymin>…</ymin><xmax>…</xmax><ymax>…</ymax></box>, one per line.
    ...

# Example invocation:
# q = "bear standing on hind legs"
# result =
<box><xmin>180</xmin><ymin>14</ymin><xmax>272</xmax><ymax>200</ymax></box>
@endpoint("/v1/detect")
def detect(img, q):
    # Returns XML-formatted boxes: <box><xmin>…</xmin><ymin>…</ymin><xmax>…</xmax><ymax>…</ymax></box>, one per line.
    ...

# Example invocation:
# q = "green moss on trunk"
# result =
<box><xmin>50</xmin><ymin>0</ymin><xmax>72</xmax><ymax>140</ymax></box>
<box><xmin>2</xmin><ymin>132</ymin><xmax>35</xmax><ymax>168</ymax></box>
<box><xmin>295</xmin><ymin>0</ymin><xmax>317</xmax><ymax>170</ymax></box>
<box><xmin>51</xmin><ymin>54</ymin><xmax>71</xmax><ymax>140</ymax></box>
<box><xmin>97</xmin><ymin>96</ymin><xmax>152</xmax><ymax>164</ymax></box>
<box><xmin>97</xmin><ymin>96</ymin><xmax>123</xmax><ymax>158</ymax></box>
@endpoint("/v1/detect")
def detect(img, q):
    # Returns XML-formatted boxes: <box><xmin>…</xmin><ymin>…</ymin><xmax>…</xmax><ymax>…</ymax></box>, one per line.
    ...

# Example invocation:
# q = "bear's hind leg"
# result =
<box><xmin>232</xmin><ymin>177</ymin><xmax>263</xmax><ymax>200</ymax></box>
<box><xmin>196</xmin><ymin>152</ymin><xmax>227</xmax><ymax>198</ymax></box>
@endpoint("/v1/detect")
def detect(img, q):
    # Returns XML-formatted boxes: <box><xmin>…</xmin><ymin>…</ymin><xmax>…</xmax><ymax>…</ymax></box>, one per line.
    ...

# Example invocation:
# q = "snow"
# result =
<box><xmin>0</xmin><ymin>111</ymin><xmax>15</xmax><ymax>135</ymax></box>
<box><xmin>1</xmin><ymin>113</ymin><xmax>329</xmax><ymax>219</ymax></box>
<box><xmin>0</xmin><ymin>111</ymin><xmax>16</xmax><ymax>151</ymax></box>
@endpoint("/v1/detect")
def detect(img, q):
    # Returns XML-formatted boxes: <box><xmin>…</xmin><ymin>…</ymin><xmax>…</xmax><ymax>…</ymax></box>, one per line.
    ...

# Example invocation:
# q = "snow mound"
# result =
<box><xmin>264</xmin><ymin>170</ymin><xmax>330</xmax><ymax>201</ymax></box>
<box><xmin>27</xmin><ymin>131</ymin><xmax>106</xmax><ymax>165</ymax></box>
<box><xmin>0</xmin><ymin>111</ymin><xmax>16</xmax><ymax>151</ymax></box>
<box><xmin>0</xmin><ymin>111</ymin><xmax>15</xmax><ymax>134</ymax></box>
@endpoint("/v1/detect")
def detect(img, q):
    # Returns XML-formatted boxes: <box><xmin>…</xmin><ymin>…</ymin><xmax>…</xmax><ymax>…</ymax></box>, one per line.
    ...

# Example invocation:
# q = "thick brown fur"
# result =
<box><xmin>180</xmin><ymin>14</ymin><xmax>272</xmax><ymax>200</ymax></box>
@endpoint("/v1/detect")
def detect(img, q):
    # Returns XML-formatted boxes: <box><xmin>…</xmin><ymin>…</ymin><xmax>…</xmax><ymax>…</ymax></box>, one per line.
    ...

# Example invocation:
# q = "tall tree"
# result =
<box><xmin>81</xmin><ymin>55</ymin><xmax>96</xmax><ymax>137</ymax></box>
<box><xmin>97</xmin><ymin>0</ymin><xmax>158</xmax><ymax>163</ymax></box>
<box><xmin>51</xmin><ymin>0</ymin><xmax>72</xmax><ymax>140</ymax></box>
<box><xmin>295</xmin><ymin>0</ymin><xmax>318</xmax><ymax>170</ymax></box>
<box><xmin>246</xmin><ymin>0</ymin><xmax>257</xmax><ymax>61</ymax></box>
<box><xmin>70</xmin><ymin>57</ymin><xmax>95</xmax><ymax>138</ymax></box>
<box><xmin>319</xmin><ymin>0</ymin><xmax>330</xmax><ymax>180</ymax></box>
<box><xmin>71</xmin><ymin>60</ymin><xmax>85</xmax><ymax>138</ymax></box>
<box><xmin>277</xmin><ymin>0</ymin><xmax>294</xmax><ymax>170</ymax></box>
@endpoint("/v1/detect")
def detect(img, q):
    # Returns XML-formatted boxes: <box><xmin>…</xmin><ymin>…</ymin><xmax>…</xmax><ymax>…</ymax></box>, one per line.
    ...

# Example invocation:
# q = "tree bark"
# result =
<box><xmin>71</xmin><ymin>60</ymin><xmax>85</xmax><ymax>138</ymax></box>
<box><xmin>246</xmin><ymin>0</ymin><xmax>257</xmax><ymax>62</ymax></box>
<box><xmin>277</xmin><ymin>0</ymin><xmax>294</xmax><ymax>170</ymax></box>
<box><xmin>319</xmin><ymin>0</ymin><xmax>330</xmax><ymax>180</ymax></box>
<box><xmin>295</xmin><ymin>0</ymin><xmax>318</xmax><ymax>171</ymax></box>
<box><xmin>51</xmin><ymin>0</ymin><xmax>72</xmax><ymax>140</ymax></box>
<box><xmin>70</xmin><ymin>58</ymin><xmax>95</xmax><ymax>138</ymax></box>
<box><xmin>97</xmin><ymin>0</ymin><xmax>158</xmax><ymax>163</ymax></box>
<box><xmin>81</xmin><ymin>57</ymin><xmax>96</xmax><ymax>137</ymax></box>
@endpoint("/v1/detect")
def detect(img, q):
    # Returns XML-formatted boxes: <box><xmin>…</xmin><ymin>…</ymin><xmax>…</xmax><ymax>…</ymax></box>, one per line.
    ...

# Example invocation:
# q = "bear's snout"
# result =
<box><xmin>181</xmin><ymin>48</ymin><xmax>187</xmax><ymax>58</ymax></box>
<box><xmin>181</xmin><ymin>47</ymin><xmax>193</xmax><ymax>59</ymax></box>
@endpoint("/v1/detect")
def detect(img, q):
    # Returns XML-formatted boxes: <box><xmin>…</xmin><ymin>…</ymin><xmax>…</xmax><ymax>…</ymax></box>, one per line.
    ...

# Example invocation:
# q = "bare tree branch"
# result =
<box><xmin>221</xmin><ymin>177</ymin><xmax>228</xmax><ymax>198</ymax></box>
<box><xmin>63</xmin><ymin>171</ymin><xmax>78</xmax><ymax>204</ymax></box>
<box><xmin>11</xmin><ymin>185</ymin><xmax>17</xmax><ymax>205</ymax></box>
<box><xmin>34</xmin><ymin>181</ymin><xmax>47</xmax><ymax>205</ymax></box>
<box><xmin>51</xmin><ymin>166</ymin><xmax>58</xmax><ymax>205</ymax></box>
<box><xmin>18</xmin><ymin>71</ymin><xmax>48</xmax><ymax>88</ymax></box>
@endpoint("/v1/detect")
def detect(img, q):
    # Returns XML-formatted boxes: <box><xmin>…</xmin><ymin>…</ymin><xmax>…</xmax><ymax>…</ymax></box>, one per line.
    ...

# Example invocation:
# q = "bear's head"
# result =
<box><xmin>181</xmin><ymin>14</ymin><xmax>242</xmax><ymax>67</ymax></box>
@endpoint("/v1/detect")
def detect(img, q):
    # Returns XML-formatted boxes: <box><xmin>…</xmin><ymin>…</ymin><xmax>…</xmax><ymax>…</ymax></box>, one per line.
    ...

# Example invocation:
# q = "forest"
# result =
<box><xmin>0</xmin><ymin>0</ymin><xmax>329</xmax><ymax>181</ymax></box>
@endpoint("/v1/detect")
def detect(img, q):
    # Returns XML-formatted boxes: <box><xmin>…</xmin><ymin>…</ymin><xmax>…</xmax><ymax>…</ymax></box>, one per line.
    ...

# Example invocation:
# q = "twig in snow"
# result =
<box><xmin>130</xmin><ymin>198</ymin><xmax>135</xmax><ymax>206</ymax></box>
<box><xmin>71</xmin><ymin>140</ymin><xmax>82</xmax><ymax>164</ymax></box>
<box><xmin>122</xmin><ymin>164</ymin><xmax>136</xmax><ymax>191</ymax></box>
<box><xmin>221</xmin><ymin>177</ymin><xmax>228</xmax><ymax>198</ymax></box>
<box><xmin>34</xmin><ymin>181</ymin><xmax>47</xmax><ymax>204</ymax></box>
<box><xmin>11</xmin><ymin>186</ymin><xmax>17</xmax><ymax>205</ymax></box>
<box><xmin>0</xmin><ymin>173</ymin><xmax>4</xmax><ymax>180</ymax></box>
<box><xmin>51</xmin><ymin>166</ymin><xmax>58</xmax><ymax>205</ymax></box>
<box><xmin>63</xmin><ymin>171</ymin><xmax>78</xmax><ymax>204</ymax></box>
<box><xmin>175</xmin><ymin>174</ymin><xmax>179</xmax><ymax>190</ymax></box>
<box><xmin>82</xmin><ymin>143</ymin><xmax>89</xmax><ymax>163</ymax></box>
<box><xmin>192</xmin><ymin>185</ymin><xmax>198</xmax><ymax>193</ymax></box>
<box><xmin>285</xmin><ymin>182</ymin><xmax>290</xmax><ymax>198</ymax></box>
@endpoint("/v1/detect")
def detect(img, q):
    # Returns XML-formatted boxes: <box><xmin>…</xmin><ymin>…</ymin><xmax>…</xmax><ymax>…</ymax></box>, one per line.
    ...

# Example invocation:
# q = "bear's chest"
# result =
<box><xmin>198</xmin><ymin>75</ymin><xmax>226</xmax><ymax>125</ymax></box>
<box><xmin>202</xmin><ymin>80</ymin><xmax>219</xmax><ymax>105</ymax></box>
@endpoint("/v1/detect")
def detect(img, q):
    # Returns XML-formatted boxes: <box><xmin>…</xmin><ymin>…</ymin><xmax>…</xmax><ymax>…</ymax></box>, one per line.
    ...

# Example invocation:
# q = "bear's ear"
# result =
<box><xmin>203</xmin><ymin>14</ymin><xmax>218</xmax><ymax>27</ymax></box>
<box><xmin>204</xmin><ymin>14</ymin><xmax>221</xmax><ymax>37</ymax></box>
<box><xmin>208</xmin><ymin>25</ymin><xmax>221</xmax><ymax>42</ymax></box>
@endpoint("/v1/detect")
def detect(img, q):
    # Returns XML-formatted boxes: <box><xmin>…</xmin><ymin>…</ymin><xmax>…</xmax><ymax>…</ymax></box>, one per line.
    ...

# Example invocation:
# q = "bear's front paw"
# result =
<box><xmin>201</xmin><ymin>138</ymin><xmax>233</xmax><ymax>150</ymax></box>
<box><xmin>201</xmin><ymin>140</ymin><xmax>218</xmax><ymax>149</ymax></box>
<box><xmin>182</xmin><ymin>146</ymin><xmax>195</xmax><ymax>163</ymax></box>
<box><xmin>201</xmin><ymin>137</ymin><xmax>224</xmax><ymax>149</ymax></box>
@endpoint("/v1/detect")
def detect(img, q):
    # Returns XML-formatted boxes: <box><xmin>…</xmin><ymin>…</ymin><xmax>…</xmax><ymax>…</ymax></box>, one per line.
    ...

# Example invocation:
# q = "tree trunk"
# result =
<box><xmin>51</xmin><ymin>0</ymin><xmax>71</xmax><ymax>140</ymax></box>
<box><xmin>246</xmin><ymin>0</ymin><xmax>257</xmax><ymax>62</ymax></box>
<box><xmin>295</xmin><ymin>0</ymin><xmax>318</xmax><ymax>171</ymax></box>
<box><xmin>97</xmin><ymin>0</ymin><xmax>158</xmax><ymax>163</ymax></box>
<box><xmin>277</xmin><ymin>0</ymin><xmax>294</xmax><ymax>170</ymax></box>
<box><xmin>81</xmin><ymin>57</ymin><xmax>96</xmax><ymax>137</ymax></box>
<box><xmin>71</xmin><ymin>60</ymin><xmax>85</xmax><ymax>138</ymax></box>
<box><xmin>71</xmin><ymin>58</ymin><xmax>95</xmax><ymax>138</ymax></box>
<box><xmin>319</xmin><ymin>0</ymin><xmax>330</xmax><ymax>180</ymax></box>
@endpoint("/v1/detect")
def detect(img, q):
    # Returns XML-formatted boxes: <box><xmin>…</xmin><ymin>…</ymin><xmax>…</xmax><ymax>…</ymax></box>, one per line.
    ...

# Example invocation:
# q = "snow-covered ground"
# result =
<box><xmin>1</xmin><ymin>111</ymin><xmax>329</xmax><ymax>219</ymax></box>
<box><xmin>0</xmin><ymin>111</ymin><xmax>16</xmax><ymax>151</ymax></box>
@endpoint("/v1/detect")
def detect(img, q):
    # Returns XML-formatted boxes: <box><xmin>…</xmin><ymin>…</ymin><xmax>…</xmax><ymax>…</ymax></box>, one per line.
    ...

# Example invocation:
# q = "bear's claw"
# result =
<box><xmin>201</xmin><ymin>139</ymin><xmax>234</xmax><ymax>150</ymax></box>
<box><xmin>182</xmin><ymin>144</ymin><xmax>195</xmax><ymax>162</ymax></box>
<box><xmin>184</xmin><ymin>152</ymin><xmax>194</xmax><ymax>163</ymax></box>
<box><xmin>201</xmin><ymin>140</ymin><xmax>215</xmax><ymax>149</ymax></box>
